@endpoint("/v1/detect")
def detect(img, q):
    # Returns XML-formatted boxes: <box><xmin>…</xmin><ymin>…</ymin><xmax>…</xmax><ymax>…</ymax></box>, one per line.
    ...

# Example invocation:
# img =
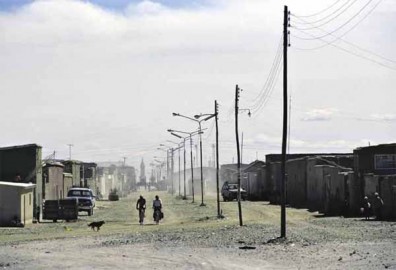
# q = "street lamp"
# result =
<box><xmin>168</xmin><ymin>128</ymin><xmax>203</xmax><ymax>202</ymax></box>
<box><xmin>168</xmin><ymin>128</ymin><xmax>204</xmax><ymax>204</ymax></box>
<box><xmin>194</xmin><ymin>100</ymin><xmax>221</xmax><ymax>218</ymax></box>
<box><xmin>167</xmin><ymin>140</ymin><xmax>183</xmax><ymax>197</ymax></box>
<box><xmin>172</xmin><ymin>113</ymin><xmax>208</xmax><ymax>206</ymax></box>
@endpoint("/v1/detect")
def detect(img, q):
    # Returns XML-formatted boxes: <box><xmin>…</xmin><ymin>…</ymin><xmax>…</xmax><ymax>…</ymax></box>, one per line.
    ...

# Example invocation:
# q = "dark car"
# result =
<box><xmin>221</xmin><ymin>181</ymin><xmax>247</xmax><ymax>201</ymax></box>
<box><xmin>67</xmin><ymin>188</ymin><xmax>95</xmax><ymax>216</ymax></box>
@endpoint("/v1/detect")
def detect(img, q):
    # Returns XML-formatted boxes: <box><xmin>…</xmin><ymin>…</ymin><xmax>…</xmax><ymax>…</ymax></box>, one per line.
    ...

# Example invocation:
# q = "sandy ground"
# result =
<box><xmin>0</xmin><ymin>192</ymin><xmax>395</xmax><ymax>269</ymax></box>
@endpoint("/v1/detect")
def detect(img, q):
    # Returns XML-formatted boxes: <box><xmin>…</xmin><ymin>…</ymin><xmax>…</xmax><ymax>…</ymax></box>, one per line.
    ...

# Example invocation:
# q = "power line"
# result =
<box><xmin>250</xmin><ymin>37</ymin><xmax>283</xmax><ymax>107</ymax></box>
<box><xmin>292</xmin><ymin>0</ymin><xmax>374</xmax><ymax>40</ymax></box>
<box><xmin>291</xmin><ymin>30</ymin><xmax>396</xmax><ymax>71</ymax></box>
<box><xmin>252</xmin><ymin>59</ymin><xmax>283</xmax><ymax>117</ymax></box>
<box><xmin>296</xmin><ymin>0</ymin><xmax>344</xmax><ymax>18</ymax></box>
<box><xmin>290</xmin><ymin>0</ymin><xmax>389</xmax><ymax>60</ymax></box>
<box><xmin>291</xmin><ymin>0</ymin><xmax>358</xmax><ymax>24</ymax></box>
<box><xmin>292</xmin><ymin>0</ymin><xmax>359</xmax><ymax>30</ymax></box>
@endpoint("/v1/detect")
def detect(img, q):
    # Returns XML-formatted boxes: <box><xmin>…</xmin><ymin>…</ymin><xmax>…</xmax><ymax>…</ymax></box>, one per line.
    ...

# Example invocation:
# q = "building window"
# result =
<box><xmin>375</xmin><ymin>154</ymin><xmax>396</xmax><ymax>170</ymax></box>
<box><xmin>29</xmin><ymin>194</ymin><xmax>32</xmax><ymax>205</ymax></box>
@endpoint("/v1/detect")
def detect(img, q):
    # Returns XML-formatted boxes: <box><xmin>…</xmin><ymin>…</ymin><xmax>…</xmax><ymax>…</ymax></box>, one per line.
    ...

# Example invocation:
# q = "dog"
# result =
<box><xmin>87</xmin><ymin>221</ymin><xmax>105</xmax><ymax>231</ymax></box>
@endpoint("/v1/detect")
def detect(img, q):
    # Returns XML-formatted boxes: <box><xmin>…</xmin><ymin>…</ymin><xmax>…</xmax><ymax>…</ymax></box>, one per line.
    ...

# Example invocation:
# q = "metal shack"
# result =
<box><xmin>0</xmin><ymin>181</ymin><xmax>36</xmax><ymax>226</ymax></box>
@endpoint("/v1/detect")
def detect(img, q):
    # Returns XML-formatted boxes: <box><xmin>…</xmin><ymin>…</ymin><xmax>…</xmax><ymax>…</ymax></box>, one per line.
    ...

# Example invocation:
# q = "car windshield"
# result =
<box><xmin>229</xmin><ymin>184</ymin><xmax>238</xmax><ymax>189</ymax></box>
<box><xmin>68</xmin><ymin>190</ymin><xmax>92</xmax><ymax>197</ymax></box>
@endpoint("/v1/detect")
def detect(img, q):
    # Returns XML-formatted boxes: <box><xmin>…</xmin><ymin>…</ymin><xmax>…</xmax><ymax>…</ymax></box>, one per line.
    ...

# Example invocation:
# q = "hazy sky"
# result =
<box><xmin>0</xmin><ymin>0</ymin><xmax>395</xmax><ymax>170</ymax></box>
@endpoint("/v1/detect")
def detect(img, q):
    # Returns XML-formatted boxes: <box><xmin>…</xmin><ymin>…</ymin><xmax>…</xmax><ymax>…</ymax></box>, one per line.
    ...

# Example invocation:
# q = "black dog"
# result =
<box><xmin>87</xmin><ymin>221</ymin><xmax>105</xmax><ymax>231</ymax></box>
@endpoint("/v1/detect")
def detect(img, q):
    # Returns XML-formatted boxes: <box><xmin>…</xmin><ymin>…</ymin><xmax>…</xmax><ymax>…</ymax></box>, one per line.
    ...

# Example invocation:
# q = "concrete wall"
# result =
<box><xmin>0</xmin><ymin>185</ymin><xmax>34</xmax><ymax>226</ymax></box>
<box><xmin>63</xmin><ymin>174</ymin><xmax>73</xmax><ymax>196</ymax></box>
<box><xmin>44</xmin><ymin>165</ymin><xmax>64</xmax><ymax>200</ymax></box>
<box><xmin>323</xmin><ymin>167</ymin><xmax>347</xmax><ymax>215</ymax></box>
<box><xmin>379</xmin><ymin>176</ymin><xmax>396</xmax><ymax>220</ymax></box>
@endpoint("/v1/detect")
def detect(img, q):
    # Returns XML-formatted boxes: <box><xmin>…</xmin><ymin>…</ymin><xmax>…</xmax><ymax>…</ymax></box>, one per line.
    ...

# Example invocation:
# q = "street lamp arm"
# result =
<box><xmin>170</xmin><ymin>132</ymin><xmax>182</xmax><ymax>139</ymax></box>
<box><xmin>172</xmin><ymin>112</ymin><xmax>198</xmax><ymax>123</ymax></box>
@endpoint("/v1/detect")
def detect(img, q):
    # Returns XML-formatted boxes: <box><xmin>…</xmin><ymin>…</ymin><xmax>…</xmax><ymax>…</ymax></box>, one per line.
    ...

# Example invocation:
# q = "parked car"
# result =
<box><xmin>221</xmin><ymin>181</ymin><xmax>247</xmax><ymax>201</ymax></box>
<box><xmin>67</xmin><ymin>187</ymin><xmax>95</xmax><ymax>216</ymax></box>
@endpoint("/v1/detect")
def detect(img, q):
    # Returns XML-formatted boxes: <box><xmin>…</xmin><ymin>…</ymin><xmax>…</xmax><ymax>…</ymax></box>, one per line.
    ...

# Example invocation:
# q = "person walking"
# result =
<box><xmin>362</xmin><ymin>196</ymin><xmax>371</xmax><ymax>220</ymax></box>
<box><xmin>136</xmin><ymin>195</ymin><xmax>146</xmax><ymax>225</ymax></box>
<box><xmin>372</xmin><ymin>192</ymin><xmax>384</xmax><ymax>221</ymax></box>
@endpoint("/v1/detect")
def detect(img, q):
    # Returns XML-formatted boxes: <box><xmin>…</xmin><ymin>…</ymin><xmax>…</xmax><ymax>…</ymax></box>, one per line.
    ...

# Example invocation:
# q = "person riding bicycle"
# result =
<box><xmin>136</xmin><ymin>195</ymin><xmax>146</xmax><ymax>225</ymax></box>
<box><xmin>152</xmin><ymin>195</ymin><xmax>163</xmax><ymax>222</ymax></box>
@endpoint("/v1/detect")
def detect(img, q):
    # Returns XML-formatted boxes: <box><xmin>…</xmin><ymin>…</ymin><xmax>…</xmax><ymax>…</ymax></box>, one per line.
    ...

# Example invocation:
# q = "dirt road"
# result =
<box><xmin>0</xmin><ymin>191</ymin><xmax>395</xmax><ymax>269</ymax></box>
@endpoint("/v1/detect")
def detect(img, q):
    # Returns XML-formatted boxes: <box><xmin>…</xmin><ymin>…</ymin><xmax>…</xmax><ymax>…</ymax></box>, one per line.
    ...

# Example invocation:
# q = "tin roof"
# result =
<box><xmin>0</xmin><ymin>143</ymin><xmax>42</xmax><ymax>151</ymax></box>
<box><xmin>0</xmin><ymin>181</ymin><xmax>36</xmax><ymax>189</ymax></box>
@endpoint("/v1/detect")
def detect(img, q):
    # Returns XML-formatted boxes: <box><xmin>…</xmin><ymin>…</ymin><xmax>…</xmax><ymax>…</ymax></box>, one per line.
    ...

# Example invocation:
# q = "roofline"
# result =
<box><xmin>0</xmin><ymin>181</ymin><xmax>36</xmax><ymax>189</ymax></box>
<box><xmin>0</xmin><ymin>144</ymin><xmax>42</xmax><ymax>151</ymax></box>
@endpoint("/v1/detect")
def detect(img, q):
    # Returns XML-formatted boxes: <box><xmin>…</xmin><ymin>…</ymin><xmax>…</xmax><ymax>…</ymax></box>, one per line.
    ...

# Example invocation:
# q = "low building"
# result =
<box><xmin>43</xmin><ymin>162</ymin><xmax>65</xmax><ymax>200</ymax></box>
<box><xmin>0</xmin><ymin>144</ymin><xmax>42</xmax><ymax>220</ymax></box>
<box><xmin>0</xmin><ymin>181</ymin><xmax>36</xmax><ymax>226</ymax></box>
<box><xmin>354</xmin><ymin>143</ymin><xmax>396</xmax><ymax>219</ymax></box>
<box><xmin>241</xmin><ymin>160</ymin><xmax>267</xmax><ymax>200</ymax></box>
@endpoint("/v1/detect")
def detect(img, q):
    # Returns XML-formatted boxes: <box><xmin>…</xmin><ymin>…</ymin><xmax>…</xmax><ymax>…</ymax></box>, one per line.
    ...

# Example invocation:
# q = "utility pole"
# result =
<box><xmin>215</xmin><ymin>100</ymin><xmax>221</xmax><ymax>218</ymax></box>
<box><xmin>171</xmin><ymin>148</ymin><xmax>174</xmax><ymax>195</ymax></box>
<box><xmin>241</xmin><ymin>132</ymin><xmax>244</xmax><ymax>164</ymax></box>
<box><xmin>190</xmin><ymin>135</ymin><xmax>195</xmax><ymax>203</ymax></box>
<box><xmin>280</xmin><ymin>5</ymin><xmax>290</xmax><ymax>238</ymax></box>
<box><xmin>183</xmin><ymin>139</ymin><xmax>187</xmax><ymax>199</ymax></box>
<box><xmin>235</xmin><ymin>85</ymin><xmax>243</xmax><ymax>226</ymax></box>
<box><xmin>178</xmin><ymin>147</ymin><xmax>181</xmax><ymax>196</ymax></box>
<box><xmin>67</xmin><ymin>144</ymin><xmax>73</xmax><ymax>160</ymax></box>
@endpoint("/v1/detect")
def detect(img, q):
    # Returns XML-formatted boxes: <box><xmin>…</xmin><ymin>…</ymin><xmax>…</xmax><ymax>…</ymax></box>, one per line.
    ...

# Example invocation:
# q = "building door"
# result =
<box><xmin>324</xmin><ymin>174</ymin><xmax>331</xmax><ymax>214</ymax></box>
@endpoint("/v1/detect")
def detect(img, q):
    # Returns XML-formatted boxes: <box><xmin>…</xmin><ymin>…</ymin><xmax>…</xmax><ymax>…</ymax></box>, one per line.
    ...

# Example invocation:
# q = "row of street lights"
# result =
<box><xmin>168</xmin><ymin>101</ymin><xmax>221</xmax><ymax>217</ymax></box>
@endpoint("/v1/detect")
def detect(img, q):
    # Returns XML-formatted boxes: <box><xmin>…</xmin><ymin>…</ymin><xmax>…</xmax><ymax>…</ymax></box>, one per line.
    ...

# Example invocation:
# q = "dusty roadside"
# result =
<box><xmin>0</xmin><ymin>191</ymin><xmax>395</xmax><ymax>269</ymax></box>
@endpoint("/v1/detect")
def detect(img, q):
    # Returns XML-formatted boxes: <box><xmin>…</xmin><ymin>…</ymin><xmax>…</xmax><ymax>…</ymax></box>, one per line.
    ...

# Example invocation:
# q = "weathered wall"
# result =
<box><xmin>63</xmin><ymin>174</ymin><xmax>73</xmax><ymax>196</ymax></box>
<box><xmin>379</xmin><ymin>176</ymin><xmax>396</xmax><ymax>220</ymax></box>
<box><xmin>44</xmin><ymin>165</ymin><xmax>64</xmax><ymax>200</ymax></box>
<box><xmin>307</xmin><ymin>164</ymin><xmax>326</xmax><ymax>212</ymax></box>
<box><xmin>0</xmin><ymin>185</ymin><xmax>34</xmax><ymax>226</ymax></box>
<box><xmin>286</xmin><ymin>158</ymin><xmax>307</xmax><ymax>208</ymax></box>
<box><xmin>267</xmin><ymin>162</ymin><xmax>282</xmax><ymax>204</ymax></box>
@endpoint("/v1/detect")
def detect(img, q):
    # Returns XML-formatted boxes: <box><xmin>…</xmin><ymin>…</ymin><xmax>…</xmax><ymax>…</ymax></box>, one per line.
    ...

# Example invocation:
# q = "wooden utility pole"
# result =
<box><xmin>280</xmin><ymin>5</ymin><xmax>289</xmax><ymax>238</ymax></box>
<box><xmin>215</xmin><ymin>100</ymin><xmax>221</xmax><ymax>218</ymax></box>
<box><xmin>235</xmin><ymin>85</ymin><xmax>243</xmax><ymax>226</ymax></box>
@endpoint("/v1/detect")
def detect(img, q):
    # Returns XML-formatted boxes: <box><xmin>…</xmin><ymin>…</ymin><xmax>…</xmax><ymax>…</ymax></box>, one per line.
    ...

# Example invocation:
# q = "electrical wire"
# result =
<box><xmin>249</xmin><ymin>50</ymin><xmax>282</xmax><ymax>117</ymax></box>
<box><xmin>250</xmin><ymin>37</ymin><xmax>282</xmax><ymax>107</ymax></box>
<box><xmin>296</xmin><ymin>0</ymin><xmax>344</xmax><ymax>18</ymax></box>
<box><xmin>251</xmin><ymin>59</ymin><xmax>283</xmax><ymax>118</ymax></box>
<box><xmin>290</xmin><ymin>0</ymin><xmax>389</xmax><ymax>59</ymax></box>
<box><xmin>292</xmin><ymin>0</ymin><xmax>357</xmax><ymax>27</ymax></box>
<box><xmin>292</xmin><ymin>0</ymin><xmax>374</xmax><ymax>40</ymax></box>
<box><xmin>291</xmin><ymin>29</ymin><xmax>396</xmax><ymax>71</ymax></box>
<box><xmin>292</xmin><ymin>0</ymin><xmax>359</xmax><ymax>30</ymax></box>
